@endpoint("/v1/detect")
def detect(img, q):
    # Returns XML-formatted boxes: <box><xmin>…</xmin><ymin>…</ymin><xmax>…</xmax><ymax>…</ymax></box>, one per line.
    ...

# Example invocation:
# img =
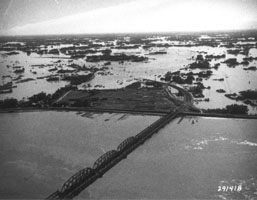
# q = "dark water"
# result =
<box><xmin>80</xmin><ymin>117</ymin><xmax>257</xmax><ymax>199</ymax></box>
<box><xmin>0</xmin><ymin>112</ymin><xmax>256</xmax><ymax>199</ymax></box>
<box><xmin>0</xmin><ymin>111</ymin><xmax>159</xmax><ymax>199</ymax></box>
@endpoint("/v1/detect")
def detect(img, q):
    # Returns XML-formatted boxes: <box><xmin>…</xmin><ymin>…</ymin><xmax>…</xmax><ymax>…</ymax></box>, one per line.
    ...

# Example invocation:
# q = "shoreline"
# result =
<box><xmin>1</xmin><ymin>107</ymin><xmax>257</xmax><ymax>119</ymax></box>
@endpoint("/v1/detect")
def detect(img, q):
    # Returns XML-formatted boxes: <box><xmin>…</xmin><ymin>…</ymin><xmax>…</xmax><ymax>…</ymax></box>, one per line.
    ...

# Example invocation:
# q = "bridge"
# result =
<box><xmin>46</xmin><ymin>80</ymin><xmax>203</xmax><ymax>199</ymax></box>
<box><xmin>42</xmin><ymin>80</ymin><xmax>256</xmax><ymax>199</ymax></box>
<box><xmin>46</xmin><ymin>104</ymin><xmax>187</xmax><ymax>199</ymax></box>
<box><xmin>0</xmin><ymin>78</ymin><xmax>254</xmax><ymax>199</ymax></box>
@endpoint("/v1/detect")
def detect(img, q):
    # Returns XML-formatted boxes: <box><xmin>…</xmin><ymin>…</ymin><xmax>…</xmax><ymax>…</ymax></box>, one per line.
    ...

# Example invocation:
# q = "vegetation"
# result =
<box><xmin>226</xmin><ymin>104</ymin><xmax>248</xmax><ymax>114</ymax></box>
<box><xmin>28</xmin><ymin>92</ymin><xmax>52</xmax><ymax>106</ymax></box>
<box><xmin>223</xmin><ymin>58</ymin><xmax>239</xmax><ymax>66</ymax></box>
<box><xmin>198</xmin><ymin>70</ymin><xmax>213</xmax><ymax>78</ymax></box>
<box><xmin>163</xmin><ymin>71</ymin><xmax>172</xmax><ymax>81</ymax></box>
<box><xmin>189</xmin><ymin>60</ymin><xmax>210</xmax><ymax>69</ymax></box>
<box><xmin>216</xmin><ymin>89</ymin><xmax>226</xmax><ymax>93</ymax></box>
<box><xmin>189</xmin><ymin>84</ymin><xmax>204</xmax><ymax>98</ymax></box>
<box><xmin>205</xmin><ymin>54</ymin><xmax>225</xmax><ymax>60</ymax></box>
<box><xmin>162</xmin><ymin>71</ymin><xmax>195</xmax><ymax>84</ymax></box>
<box><xmin>86</xmin><ymin>53</ymin><xmax>148</xmax><ymax>62</ymax></box>
<box><xmin>62</xmin><ymin>73</ymin><xmax>95</xmax><ymax>85</ymax></box>
<box><xmin>239</xmin><ymin>90</ymin><xmax>257</xmax><ymax>100</ymax></box>
<box><xmin>0</xmin><ymin>98</ymin><xmax>18</xmax><ymax>108</ymax></box>
<box><xmin>125</xmin><ymin>82</ymin><xmax>141</xmax><ymax>89</ymax></box>
<box><xmin>204</xmin><ymin>104</ymin><xmax>248</xmax><ymax>115</ymax></box>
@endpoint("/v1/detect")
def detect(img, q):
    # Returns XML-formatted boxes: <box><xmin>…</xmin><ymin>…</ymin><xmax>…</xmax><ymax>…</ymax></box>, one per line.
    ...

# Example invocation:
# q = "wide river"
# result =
<box><xmin>0</xmin><ymin>111</ymin><xmax>159</xmax><ymax>199</ymax></box>
<box><xmin>0</xmin><ymin>112</ymin><xmax>256</xmax><ymax>199</ymax></box>
<box><xmin>81</xmin><ymin>116</ymin><xmax>257</xmax><ymax>200</ymax></box>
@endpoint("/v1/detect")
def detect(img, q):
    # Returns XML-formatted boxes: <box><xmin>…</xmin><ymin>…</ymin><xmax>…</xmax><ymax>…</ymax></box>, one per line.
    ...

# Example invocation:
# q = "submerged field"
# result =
<box><xmin>1</xmin><ymin>31</ymin><xmax>257</xmax><ymax>113</ymax></box>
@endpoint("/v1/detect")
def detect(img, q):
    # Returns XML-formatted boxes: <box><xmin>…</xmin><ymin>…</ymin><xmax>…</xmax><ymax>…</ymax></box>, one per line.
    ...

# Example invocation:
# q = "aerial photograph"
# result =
<box><xmin>0</xmin><ymin>0</ymin><xmax>257</xmax><ymax>199</ymax></box>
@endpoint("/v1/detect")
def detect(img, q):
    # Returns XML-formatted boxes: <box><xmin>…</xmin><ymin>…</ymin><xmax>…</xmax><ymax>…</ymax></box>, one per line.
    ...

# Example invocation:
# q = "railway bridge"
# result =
<box><xmin>47</xmin><ymin>81</ymin><xmax>197</xmax><ymax>199</ymax></box>
<box><xmin>47</xmin><ymin>104</ymin><xmax>186</xmax><ymax>199</ymax></box>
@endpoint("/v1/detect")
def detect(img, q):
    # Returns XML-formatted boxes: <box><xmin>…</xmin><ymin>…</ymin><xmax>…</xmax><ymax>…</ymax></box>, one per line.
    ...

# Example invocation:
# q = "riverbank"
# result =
<box><xmin>0</xmin><ymin>107</ymin><xmax>167</xmax><ymax>116</ymax></box>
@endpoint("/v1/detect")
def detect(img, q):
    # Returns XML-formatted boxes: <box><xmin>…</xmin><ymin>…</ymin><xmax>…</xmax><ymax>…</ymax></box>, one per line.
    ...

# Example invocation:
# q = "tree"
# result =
<box><xmin>185</xmin><ymin>75</ymin><xmax>195</xmax><ymax>84</ymax></box>
<box><xmin>196</xmin><ymin>54</ymin><xmax>204</xmax><ymax>62</ymax></box>
<box><xmin>3</xmin><ymin>98</ymin><xmax>18</xmax><ymax>108</ymax></box>
<box><xmin>226</xmin><ymin>104</ymin><xmax>248</xmax><ymax>115</ymax></box>
<box><xmin>0</xmin><ymin>100</ymin><xmax>4</xmax><ymax>108</ymax></box>
<box><xmin>29</xmin><ymin>92</ymin><xmax>48</xmax><ymax>103</ymax></box>
<box><xmin>172</xmin><ymin>75</ymin><xmax>185</xmax><ymax>84</ymax></box>
<box><xmin>164</xmin><ymin>71</ymin><xmax>172</xmax><ymax>81</ymax></box>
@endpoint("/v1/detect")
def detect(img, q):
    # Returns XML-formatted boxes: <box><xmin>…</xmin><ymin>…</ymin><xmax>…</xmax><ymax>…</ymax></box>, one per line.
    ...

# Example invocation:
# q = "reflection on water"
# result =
<box><xmin>82</xmin><ymin>117</ymin><xmax>257</xmax><ymax>199</ymax></box>
<box><xmin>0</xmin><ymin>111</ymin><xmax>159</xmax><ymax>199</ymax></box>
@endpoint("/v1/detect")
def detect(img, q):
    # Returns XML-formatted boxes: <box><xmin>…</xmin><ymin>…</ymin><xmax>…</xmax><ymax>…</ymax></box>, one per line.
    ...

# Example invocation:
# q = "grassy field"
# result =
<box><xmin>57</xmin><ymin>86</ymin><xmax>177</xmax><ymax>112</ymax></box>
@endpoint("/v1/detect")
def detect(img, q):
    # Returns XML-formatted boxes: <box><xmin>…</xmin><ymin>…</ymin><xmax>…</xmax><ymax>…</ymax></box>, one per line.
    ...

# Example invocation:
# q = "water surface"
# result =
<box><xmin>82</xmin><ymin>117</ymin><xmax>257</xmax><ymax>199</ymax></box>
<box><xmin>0</xmin><ymin>111</ymin><xmax>159</xmax><ymax>199</ymax></box>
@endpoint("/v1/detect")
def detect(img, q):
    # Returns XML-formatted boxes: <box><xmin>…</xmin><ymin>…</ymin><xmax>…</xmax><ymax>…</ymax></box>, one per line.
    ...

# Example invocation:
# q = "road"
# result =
<box><xmin>142</xmin><ymin>78</ymin><xmax>200</xmax><ymax>112</ymax></box>
<box><xmin>54</xmin><ymin>90</ymin><xmax>72</xmax><ymax>104</ymax></box>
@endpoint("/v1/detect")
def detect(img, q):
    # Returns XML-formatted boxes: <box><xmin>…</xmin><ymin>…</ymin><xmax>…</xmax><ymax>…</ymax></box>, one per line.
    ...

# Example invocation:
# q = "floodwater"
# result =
<box><xmin>1</xmin><ymin>43</ymin><xmax>257</xmax><ymax>113</ymax></box>
<box><xmin>197</xmin><ymin>48</ymin><xmax>257</xmax><ymax>114</ymax></box>
<box><xmin>0</xmin><ymin>111</ymin><xmax>159</xmax><ymax>199</ymax></box>
<box><xmin>0</xmin><ymin>47</ymin><xmax>196</xmax><ymax>100</ymax></box>
<box><xmin>81</xmin><ymin>116</ymin><xmax>257</xmax><ymax>200</ymax></box>
<box><xmin>0</xmin><ymin>52</ymin><xmax>74</xmax><ymax>100</ymax></box>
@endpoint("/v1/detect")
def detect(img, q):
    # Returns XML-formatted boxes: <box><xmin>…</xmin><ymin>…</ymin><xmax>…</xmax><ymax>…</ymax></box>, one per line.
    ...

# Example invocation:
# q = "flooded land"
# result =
<box><xmin>0</xmin><ymin>31</ymin><xmax>257</xmax><ymax>114</ymax></box>
<box><xmin>0</xmin><ymin>31</ymin><xmax>257</xmax><ymax>199</ymax></box>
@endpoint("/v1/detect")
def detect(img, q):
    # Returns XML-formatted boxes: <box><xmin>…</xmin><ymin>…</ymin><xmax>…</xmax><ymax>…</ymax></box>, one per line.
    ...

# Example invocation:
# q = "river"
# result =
<box><xmin>79</xmin><ymin>116</ymin><xmax>257</xmax><ymax>199</ymax></box>
<box><xmin>0</xmin><ymin>111</ymin><xmax>159</xmax><ymax>199</ymax></box>
<box><xmin>1</xmin><ymin>112</ymin><xmax>256</xmax><ymax>199</ymax></box>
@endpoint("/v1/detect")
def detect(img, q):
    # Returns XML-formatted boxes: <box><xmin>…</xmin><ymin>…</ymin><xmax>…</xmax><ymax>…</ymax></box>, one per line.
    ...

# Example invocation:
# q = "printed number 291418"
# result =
<box><xmin>218</xmin><ymin>185</ymin><xmax>242</xmax><ymax>192</ymax></box>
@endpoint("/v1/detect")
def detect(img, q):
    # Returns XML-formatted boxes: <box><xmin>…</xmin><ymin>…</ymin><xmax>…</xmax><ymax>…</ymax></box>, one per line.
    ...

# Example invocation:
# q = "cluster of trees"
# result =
<box><xmin>239</xmin><ymin>90</ymin><xmax>257</xmax><ymax>100</ymax></box>
<box><xmin>226</xmin><ymin>104</ymin><xmax>248</xmax><ymax>114</ymax></box>
<box><xmin>86</xmin><ymin>53</ymin><xmax>148</xmax><ymax>63</ymax></box>
<box><xmin>0</xmin><ymin>98</ymin><xmax>18</xmax><ymax>108</ymax></box>
<box><xmin>0</xmin><ymin>85</ymin><xmax>75</xmax><ymax>109</ymax></box>
<box><xmin>62</xmin><ymin>73</ymin><xmax>94</xmax><ymax>85</ymax></box>
<box><xmin>204</xmin><ymin>104</ymin><xmax>248</xmax><ymax>115</ymax></box>
<box><xmin>172</xmin><ymin>75</ymin><xmax>195</xmax><ymax>84</ymax></box>
<box><xmin>223</xmin><ymin>58</ymin><xmax>239</xmax><ymax>66</ymax></box>
<box><xmin>189</xmin><ymin>83</ymin><xmax>205</xmax><ymax>98</ymax></box>
<box><xmin>189</xmin><ymin>60</ymin><xmax>210</xmax><ymax>69</ymax></box>
<box><xmin>189</xmin><ymin>55</ymin><xmax>211</xmax><ymax>69</ymax></box>
<box><xmin>162</xmin><ymin>71</ymin><xmax>195</xmax><ymax>84</ymax></box>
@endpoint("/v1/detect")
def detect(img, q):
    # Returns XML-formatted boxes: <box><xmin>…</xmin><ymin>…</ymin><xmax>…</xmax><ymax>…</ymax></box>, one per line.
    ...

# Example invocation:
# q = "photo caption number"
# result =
<box><xmin>218</xmin><ymin>185</ymin><xmax>242</xmax><ymax>192</ymax></box>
